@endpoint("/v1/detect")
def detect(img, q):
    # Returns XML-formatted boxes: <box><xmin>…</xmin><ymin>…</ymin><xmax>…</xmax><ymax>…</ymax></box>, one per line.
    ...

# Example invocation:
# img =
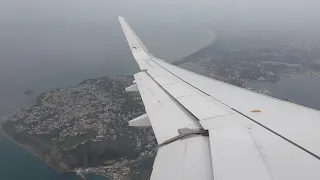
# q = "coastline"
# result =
<box><xmin>0</xmin><ymin>75</ymin><xmax>153</xmax><ymax>180</ymax></box>
<box><xmin>88</xmin><ymin>173</ymin><xmax>112</xmax><ymax>180</ymax></box>
<box><xmin>0</xmin><ymin>124</ymin><xmax>60</xmax><ymax>172</ymax></box>
<box><xmin>0</xmin><ymin>125</ymin><xmax>111</xmax><ymax>180</ymax></box>
<box><xmin>59</xmin><ymin>169</ymin><xmax>111</xmax><ymax>180</ymax></box>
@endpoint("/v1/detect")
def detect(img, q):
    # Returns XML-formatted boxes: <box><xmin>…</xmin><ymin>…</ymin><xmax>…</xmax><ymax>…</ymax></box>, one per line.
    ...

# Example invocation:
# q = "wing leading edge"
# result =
<box><xmin>118</xmin><ymin>16</ymin><xmax>320</xmax><ymax>180</ymax></box>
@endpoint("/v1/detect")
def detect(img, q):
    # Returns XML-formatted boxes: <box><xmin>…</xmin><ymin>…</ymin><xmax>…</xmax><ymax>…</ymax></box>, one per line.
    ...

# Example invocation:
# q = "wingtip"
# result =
<box><xmin>117</xmin><ymin>16</ymin><xmax>124</xmax><ymax>21</ymax></box>
<box><xmin>117</xmin><ymin>16</ymin><xmax>151</xmax><ymax>58</ymax></box>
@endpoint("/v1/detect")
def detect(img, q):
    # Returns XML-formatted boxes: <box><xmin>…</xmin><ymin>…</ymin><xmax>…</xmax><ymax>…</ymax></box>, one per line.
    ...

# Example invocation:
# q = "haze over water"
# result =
<box><xmin>0</xmin><ymin>1</ymin><xmax>217</xmax><ymax>114</ymax></box>
<box><xmin>0</xmin><ymin>1</ymin><xmax>214</xmax><ymax>179</ymax></box>
<box><xmin>1</xmin><ymin>0</ymin><xmax>320</xmax><ymax>179</ymax></box>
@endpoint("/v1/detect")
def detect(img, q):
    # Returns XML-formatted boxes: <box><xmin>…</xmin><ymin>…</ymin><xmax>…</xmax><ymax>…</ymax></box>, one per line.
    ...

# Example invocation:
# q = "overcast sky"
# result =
<box><xmin>1</xmin><ymin>0</ymin><xmax>319</xmax><ymax>28</ymax></box>
<box><xmin>0</xmin><ymin>0</ymin><xmax>319</xmax><ymax>109</ymax></box>
<box><xmin>0</xmin><ymin>0</ymin><xmax>319</xmax><ymax>70</ymax></box>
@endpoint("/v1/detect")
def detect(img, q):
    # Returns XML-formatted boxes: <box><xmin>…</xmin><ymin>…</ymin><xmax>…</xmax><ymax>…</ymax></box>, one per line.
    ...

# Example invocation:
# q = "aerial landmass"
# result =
<box><xmin>176</xmin><ymin>31</ymin><xmax>320</xmax><ymax>93</ymax></box>
<box><xmin>2</xmin><ymin>76</ymin><xmax>156</xmax><ymax>180</ymax></box>
<box><xmin>2</xmin><ymin>30</ymin><xmax>320</xmax><ymax>180</ymax></box>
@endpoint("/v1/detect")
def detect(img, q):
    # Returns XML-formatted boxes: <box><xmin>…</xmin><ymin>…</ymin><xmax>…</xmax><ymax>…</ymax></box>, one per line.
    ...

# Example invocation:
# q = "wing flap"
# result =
<box><xmin>209</xmin><ymin>127</ymin><xmax>273</xmax><ymax>180</ymax></box>
<box><xmin>248</xmin><ymin>124</ymin><xmax>320</xmax><ymax>180</ymax></box>
<box><xmin>151</xmin><ymin>136</ymin><xmax>213</xmax><ymax>180</ymax></box>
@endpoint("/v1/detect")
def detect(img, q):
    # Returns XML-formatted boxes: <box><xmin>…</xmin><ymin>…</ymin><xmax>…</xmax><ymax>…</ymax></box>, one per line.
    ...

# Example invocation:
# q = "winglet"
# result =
<box><xmin>118</xmin><ymin>16</ymin><xmax>150</xmax><ymax>56</ymax></box>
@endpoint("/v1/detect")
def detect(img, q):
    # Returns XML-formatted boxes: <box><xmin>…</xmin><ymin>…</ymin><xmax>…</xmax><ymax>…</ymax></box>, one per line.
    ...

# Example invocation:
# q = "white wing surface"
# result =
<box><xmin>118</xmin><ymin>16</ymin><xmax>320</xmax><ymax>180</ymax></box>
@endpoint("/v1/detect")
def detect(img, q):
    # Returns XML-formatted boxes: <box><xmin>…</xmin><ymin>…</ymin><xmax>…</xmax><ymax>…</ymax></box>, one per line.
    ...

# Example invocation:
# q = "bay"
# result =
<box><xmin>247</xmin><ymin>75</ymin><xmax>320</xmax><ymax>110</ymax></box>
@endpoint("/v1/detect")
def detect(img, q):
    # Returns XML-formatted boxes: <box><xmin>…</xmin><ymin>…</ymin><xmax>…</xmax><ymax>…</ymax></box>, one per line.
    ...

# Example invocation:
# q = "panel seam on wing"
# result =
<box><xmin>247</xmin><ymin>127</ymin><xmax>275</xmax><ymax>180</ymax></box>
<box><xmin>232</xmin><ymin>108</ymin><xmax>320</xmax><ymax>161</ymax></box>
<box><xmin>182</xmin><ymin>138</ymin><xmax>188</xmax><ymax>180</ymax></box>
<box><xmin>144</xmin><ymin>71</ymin><xmax>204</xmax><ymax>124</ymax></box>
<box><xmin>144</xmin><ymin>59</ymin><xmax>154</xmax><ymax>68</ymax></box>
<box><xmin>200</xmin><ymin>113</ymin><xmax>234</xmax><ymax>121</ymax></box>
<box><xmin>151</xmin><ymin>59</ymin><xmax>231</xmax><ymax>108</ymax></box>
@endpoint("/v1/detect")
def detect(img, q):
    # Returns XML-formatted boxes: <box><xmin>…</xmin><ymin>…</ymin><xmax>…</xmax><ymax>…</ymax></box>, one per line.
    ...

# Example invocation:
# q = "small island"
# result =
<box><xmin>24</xmin><ymin>90</ymin><xmax>34</xmax><ymax>95</ymax></box>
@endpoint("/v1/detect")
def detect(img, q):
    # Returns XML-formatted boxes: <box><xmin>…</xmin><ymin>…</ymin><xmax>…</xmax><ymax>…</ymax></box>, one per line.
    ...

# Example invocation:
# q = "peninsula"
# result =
<box><xmin>2</xmin><ymin>76</ymin><xmax>156</xmax><ymax>180</ymax></box>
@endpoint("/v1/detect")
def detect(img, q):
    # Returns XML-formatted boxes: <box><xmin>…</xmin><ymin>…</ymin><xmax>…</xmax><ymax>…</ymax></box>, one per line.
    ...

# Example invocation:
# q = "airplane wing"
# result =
<box><xmin>118</xmin><ymin>16</ymin><xmax>320</xmax><ymax>180</ymax></box>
